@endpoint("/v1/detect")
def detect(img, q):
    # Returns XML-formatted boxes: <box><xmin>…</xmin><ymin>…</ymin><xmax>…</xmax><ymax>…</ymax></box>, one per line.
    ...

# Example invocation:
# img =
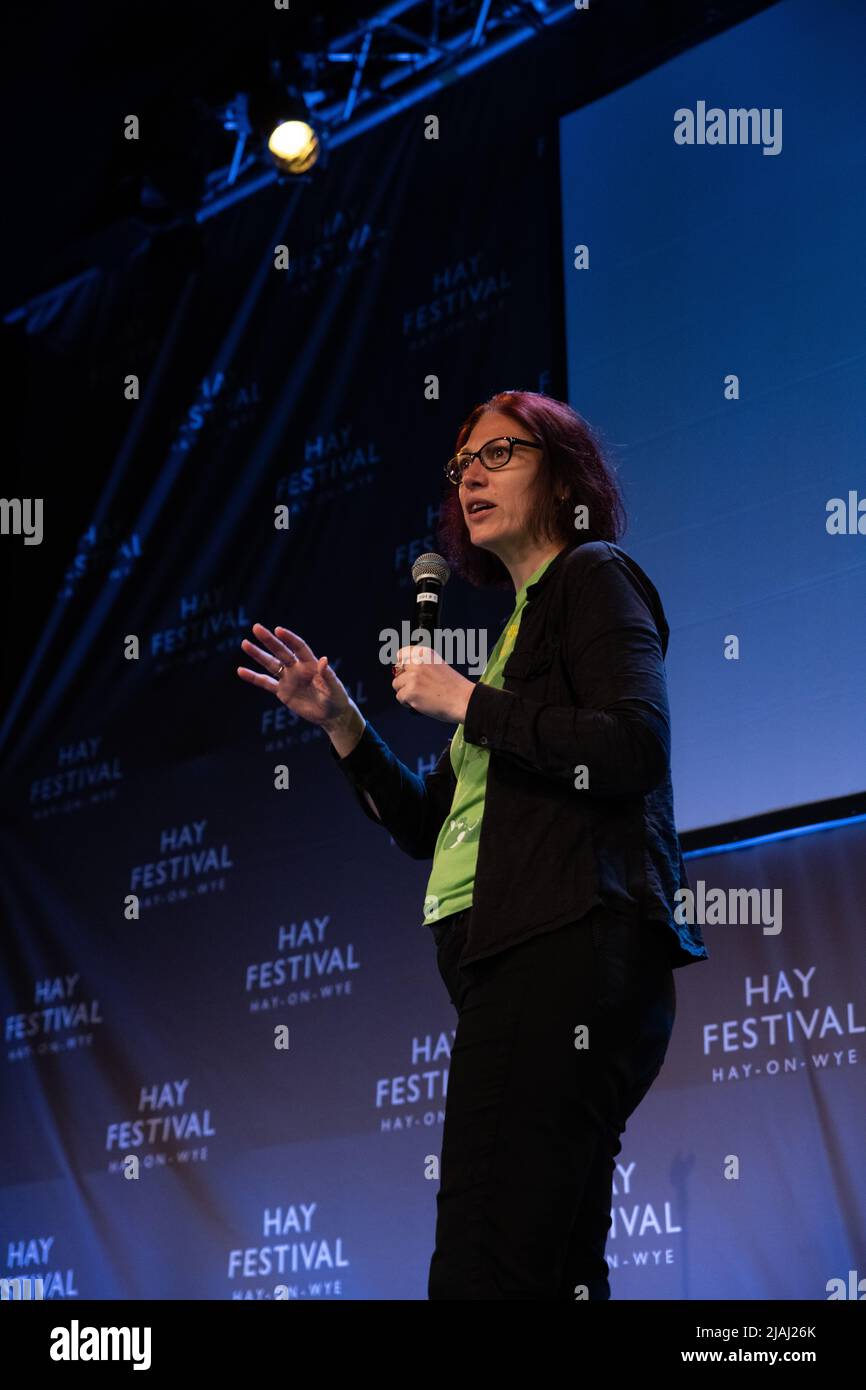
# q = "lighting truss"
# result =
<box><xmin>204</xmin><ymin>0</ymin><xmax>576</xmax><ymax>219</ymax></box>
<box><xmin>6</xmin><ymin>0</ymin><xmax>576</xmax><ymax>323</ymax></box>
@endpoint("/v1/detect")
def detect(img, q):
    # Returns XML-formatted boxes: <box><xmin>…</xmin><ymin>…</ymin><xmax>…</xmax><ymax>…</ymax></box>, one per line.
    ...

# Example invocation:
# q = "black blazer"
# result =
<box><xmin>330</xmin><ymin>539</ymin><xmax>708</xmax><ymax>970</ymax></box>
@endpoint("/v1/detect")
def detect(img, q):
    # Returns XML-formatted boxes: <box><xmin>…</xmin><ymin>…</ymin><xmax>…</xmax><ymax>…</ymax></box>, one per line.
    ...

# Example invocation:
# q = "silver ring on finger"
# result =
<box><xmin>274</xmin><ymin>663</ymin><xmax>284</xmax><ymax>680</ymax></box>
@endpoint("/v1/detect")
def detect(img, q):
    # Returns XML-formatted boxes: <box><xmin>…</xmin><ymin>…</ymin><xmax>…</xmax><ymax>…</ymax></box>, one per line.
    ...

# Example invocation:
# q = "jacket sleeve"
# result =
<box><xmin>462</xmin><ymin>554</ymin><xmax>671</xmax><ymax>798</ymax></box>
<box><xmin>328</xmin><ymin>719</ymin><xmax>456</xmax><ymax>859</ymax></box>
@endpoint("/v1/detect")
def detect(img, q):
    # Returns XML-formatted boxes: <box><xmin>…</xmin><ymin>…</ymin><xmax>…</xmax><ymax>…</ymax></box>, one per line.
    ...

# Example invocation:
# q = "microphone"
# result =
<box><xmin>410</xmin><ymin>552</ymin><xmax>451</xmax><ymax>645</ymax></box>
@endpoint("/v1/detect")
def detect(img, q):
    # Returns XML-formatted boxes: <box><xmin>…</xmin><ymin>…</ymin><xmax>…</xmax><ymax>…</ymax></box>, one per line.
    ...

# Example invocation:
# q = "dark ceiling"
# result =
<box><xmin>2</xmin><ymin>0</ymin><xmax>390</xmax><ymax>315</ymax></box>
<box><xmin>3</xmin><ymin>1</ymin><xmax>775</xmax><ymax>319</ymax></box>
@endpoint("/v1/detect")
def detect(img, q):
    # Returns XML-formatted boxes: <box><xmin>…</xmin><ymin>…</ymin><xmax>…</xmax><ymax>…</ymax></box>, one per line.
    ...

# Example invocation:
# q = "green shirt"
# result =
<box><xmin>422</xmin><ymin>551</ymin><xmax>559</xmax><ymax>925</ymax></box>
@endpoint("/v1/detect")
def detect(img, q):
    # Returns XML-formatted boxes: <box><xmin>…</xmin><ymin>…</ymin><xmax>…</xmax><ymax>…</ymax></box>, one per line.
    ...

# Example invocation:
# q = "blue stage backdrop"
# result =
<box><xmin>560</xmin><ymin>0</ymin><xmax>866</xmax><ymax>832</ymax></box>
<box><xmin>2</xmin><ymin>2</ymin><xmax>864</xmax><ymax>1299</ymax></box>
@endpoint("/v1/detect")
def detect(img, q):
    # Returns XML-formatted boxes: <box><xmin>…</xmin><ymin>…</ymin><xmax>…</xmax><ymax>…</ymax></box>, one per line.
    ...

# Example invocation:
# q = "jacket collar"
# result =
<box><xmin>524</xmin><ymin>541</ymin><xmax>573</xmax><ymax>599</ymax></box>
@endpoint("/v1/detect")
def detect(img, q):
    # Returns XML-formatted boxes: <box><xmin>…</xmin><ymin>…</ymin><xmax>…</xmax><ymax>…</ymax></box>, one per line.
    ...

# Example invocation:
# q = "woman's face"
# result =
<box><xmin>458</xmin><ymin>410</ymin><xmax>545</xmax><ymax>558</ymax></box>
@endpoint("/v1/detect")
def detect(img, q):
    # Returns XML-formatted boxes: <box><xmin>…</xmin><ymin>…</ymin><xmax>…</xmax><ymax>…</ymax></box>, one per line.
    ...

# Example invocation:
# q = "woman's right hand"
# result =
<box><xmin>237</xmin><ymin>624</ymin><xmax>353</xmax><ymax>730</ymax></box>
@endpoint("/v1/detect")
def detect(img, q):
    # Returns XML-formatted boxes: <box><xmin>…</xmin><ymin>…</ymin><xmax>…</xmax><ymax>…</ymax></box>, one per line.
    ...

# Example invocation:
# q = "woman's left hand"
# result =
<box><xmin>392</xmin><ymin>646</ymin><xmax>475</xmax><ymax>723</ymax></box>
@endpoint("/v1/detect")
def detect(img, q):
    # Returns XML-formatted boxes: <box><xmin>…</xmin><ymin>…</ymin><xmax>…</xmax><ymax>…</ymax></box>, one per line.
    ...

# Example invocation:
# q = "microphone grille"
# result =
<box><xmin>412</xmin><ymin>552</ymin><xmax>451</xmax><ymax>586</ymax></box>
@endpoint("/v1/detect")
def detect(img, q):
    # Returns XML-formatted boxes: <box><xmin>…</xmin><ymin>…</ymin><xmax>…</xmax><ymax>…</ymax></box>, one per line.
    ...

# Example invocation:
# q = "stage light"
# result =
<box><xmin>243</xmin><ymin>60</ymin><xmax>321</xmax><ymax>177</ymax></box>
<box><xmin>267</xmin><ymin>118</ymin><xmax>319</xmax><ymax>174</ymax></box>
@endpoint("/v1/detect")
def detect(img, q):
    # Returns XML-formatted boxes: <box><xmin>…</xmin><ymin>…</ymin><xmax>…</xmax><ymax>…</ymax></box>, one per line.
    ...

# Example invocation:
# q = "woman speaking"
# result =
<box><xmin>237</xmin><ymin>389</ymin><xmax>708</xmax><ymax>1301</ymax></box>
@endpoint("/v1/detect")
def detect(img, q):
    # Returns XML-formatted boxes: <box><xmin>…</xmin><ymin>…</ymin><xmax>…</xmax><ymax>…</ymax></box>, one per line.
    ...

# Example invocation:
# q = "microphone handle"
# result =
<box><xmin>413</xmin><ymin>601</ymin><xmax>441</xmax><ymax>638</ymax></box>
<box><xmin>405</xmin><ymin>605</ymin><xmax>442</xmax><ymax>717</ymax></box>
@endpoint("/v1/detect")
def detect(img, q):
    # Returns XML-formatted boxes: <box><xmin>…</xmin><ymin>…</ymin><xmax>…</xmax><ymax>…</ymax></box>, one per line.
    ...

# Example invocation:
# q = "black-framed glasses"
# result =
<box><xmin>445</xmin><ymin>435</ymin><xmax>542</xmax><ymax>485</ymax></box>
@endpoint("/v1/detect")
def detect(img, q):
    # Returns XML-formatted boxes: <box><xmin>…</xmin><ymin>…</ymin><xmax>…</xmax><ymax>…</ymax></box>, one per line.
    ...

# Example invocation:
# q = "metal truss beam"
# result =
<box><xmin>6</xmin><ymin>0</ymin><xmax>575</xmax><ymax>323</ymax></box>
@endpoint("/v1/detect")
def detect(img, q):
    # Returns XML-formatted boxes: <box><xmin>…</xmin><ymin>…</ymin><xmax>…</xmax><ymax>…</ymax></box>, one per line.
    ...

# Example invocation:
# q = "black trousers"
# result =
<box><xmin>427</xmin><ymin>903</ymin><xmax>676</xmax><ymax>1300</ymax></box>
